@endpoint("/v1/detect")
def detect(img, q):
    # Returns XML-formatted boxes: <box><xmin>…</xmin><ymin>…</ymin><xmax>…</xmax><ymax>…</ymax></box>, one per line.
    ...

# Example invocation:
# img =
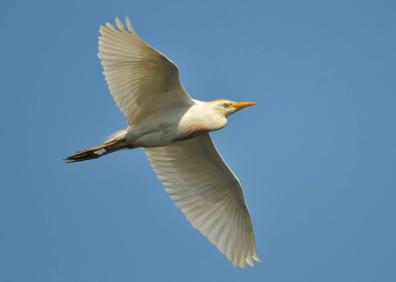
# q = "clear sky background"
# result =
<box><xmin>1</xmin><ymin>0</ymin><xmax>395</xmax><ymax>281</ymax></box>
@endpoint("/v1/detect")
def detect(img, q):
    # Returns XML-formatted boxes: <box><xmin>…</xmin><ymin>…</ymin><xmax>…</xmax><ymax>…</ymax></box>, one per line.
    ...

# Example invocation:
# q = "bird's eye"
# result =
<box><xmin>223</xmin><ymin>103</ymin><xmax>231</xmax><ymax>108</ymax></box>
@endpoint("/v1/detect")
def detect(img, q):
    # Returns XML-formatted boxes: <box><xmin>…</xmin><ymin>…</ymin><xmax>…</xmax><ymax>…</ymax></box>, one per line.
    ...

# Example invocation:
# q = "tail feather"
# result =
<box><xmin>104</xmin><ymin>128</ymin><xmax>128</xmax><ymax>143</ymax></box>
<box><xmin>65</xmin><ymin>140</ymin><xmax>129</xmax><ymax>163</ymax></box>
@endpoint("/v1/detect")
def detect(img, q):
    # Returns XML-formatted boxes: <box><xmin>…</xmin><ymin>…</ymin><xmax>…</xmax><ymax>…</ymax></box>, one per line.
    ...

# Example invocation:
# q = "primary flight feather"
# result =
<box><xmin>66</xmin><ymin>17</ymin><xmax>259</xmax><ymax>268</ymax></box>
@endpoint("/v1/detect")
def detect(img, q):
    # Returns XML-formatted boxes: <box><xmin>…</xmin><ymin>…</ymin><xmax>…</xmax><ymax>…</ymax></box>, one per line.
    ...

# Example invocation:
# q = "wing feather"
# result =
<box><xmin>98</xmin><ymin>17</ymin><xmax>193</xmax><ymax>126</ymax></box>
<box><xmin>145</xmin><ymin>134</ymin><xmax>259</xmax><ymax>267</ymax></box>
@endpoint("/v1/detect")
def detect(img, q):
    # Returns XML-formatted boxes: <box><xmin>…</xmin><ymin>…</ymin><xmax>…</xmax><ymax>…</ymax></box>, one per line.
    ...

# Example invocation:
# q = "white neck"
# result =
<box><xmin>177</xmin><ymin>100</ymin><xmax>228</xmax><ymax>138</ymax></box>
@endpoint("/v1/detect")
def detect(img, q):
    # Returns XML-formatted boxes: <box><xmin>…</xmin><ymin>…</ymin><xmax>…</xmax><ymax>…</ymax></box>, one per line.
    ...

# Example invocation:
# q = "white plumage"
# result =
<box><xmin>67</xmin><ymin>17</ymin><xmax>259</xmax><ymax>268</ymax></box>
<box><xmin>98</xmin><ymin>18</ymin><xmax>193</xmax><ymax>127</ymax></box>
<box><xmin>146</xmin><ymin>134</ymin><xmax>259</xmax><ymax>267</ymax></box>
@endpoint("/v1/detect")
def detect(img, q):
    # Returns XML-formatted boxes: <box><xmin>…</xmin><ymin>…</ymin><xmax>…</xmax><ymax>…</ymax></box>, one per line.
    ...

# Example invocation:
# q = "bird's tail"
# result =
<box><xmin>65</xmin><ymin>140</ymin><xmax>132</xmax><ymax>163</ymax></box>
<box><xmin>65</xmin><ymin>129</ymin><xmax>131</xmax><ymax>163</ymax></box>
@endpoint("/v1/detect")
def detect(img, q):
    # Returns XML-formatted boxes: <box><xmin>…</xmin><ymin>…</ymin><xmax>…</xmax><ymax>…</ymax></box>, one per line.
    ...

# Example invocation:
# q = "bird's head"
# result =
<box><xmin>213</xmin><ymin>99</ymin><xmax>256</xmax><ymax>117</ymax></box>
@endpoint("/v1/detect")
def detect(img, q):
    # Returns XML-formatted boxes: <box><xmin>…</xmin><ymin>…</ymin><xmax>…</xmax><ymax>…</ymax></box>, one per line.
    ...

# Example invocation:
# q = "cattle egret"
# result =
<box><xmin>66</xmin><ymin>17</ymin><xmax>259</xmax><ymax>268</ymax></box>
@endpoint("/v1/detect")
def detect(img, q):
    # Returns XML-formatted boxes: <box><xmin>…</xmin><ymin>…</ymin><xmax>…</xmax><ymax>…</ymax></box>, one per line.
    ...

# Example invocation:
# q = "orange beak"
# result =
<box><xmin>231</xmin><ymin>101</ymin><xmax>256</xmax><ymax>110</ymax></box>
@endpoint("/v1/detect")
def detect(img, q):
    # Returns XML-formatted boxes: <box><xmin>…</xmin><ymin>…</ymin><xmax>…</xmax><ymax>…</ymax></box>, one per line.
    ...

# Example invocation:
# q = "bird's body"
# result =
<box><xmin>119</xmin><ymin>100</ymin><xmax>227</xmax><ymax>147</ymax></box>
<box><xmin>66</xmin><ymin>17</ymin><xmax>259</xmax><ymax>268</ymax></box>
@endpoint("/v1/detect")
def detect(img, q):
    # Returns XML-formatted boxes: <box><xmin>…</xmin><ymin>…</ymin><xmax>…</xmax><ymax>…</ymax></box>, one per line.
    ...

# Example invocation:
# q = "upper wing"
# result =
<box><xmin>145</xmin><ymin>134</ymin><xmax>259</xmax><ymax>267</ymax></box>
<box><xmin>98</xmin><ymin>17</ymin><xmax>193</xmax><ymax>126</ymax></box>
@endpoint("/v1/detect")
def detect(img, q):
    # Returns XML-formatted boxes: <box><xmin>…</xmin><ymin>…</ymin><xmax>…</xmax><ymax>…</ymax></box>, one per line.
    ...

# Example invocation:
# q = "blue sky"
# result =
<box><xmin>1</xmin><ymin>0</ymin><xmax>395</xmax><ymax>281</ymax></box>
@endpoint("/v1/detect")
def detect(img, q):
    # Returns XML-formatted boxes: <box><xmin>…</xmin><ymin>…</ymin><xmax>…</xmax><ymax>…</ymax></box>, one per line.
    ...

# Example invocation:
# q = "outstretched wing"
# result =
<box><xmin>145</xmin><ymin>134</ymin><xmax>259</xmax><ymax>267</ymax></box>
<box><xmin>98</xmin><ymin>17</ymin><xmax>193</xmax><ymax>126</ymax></box>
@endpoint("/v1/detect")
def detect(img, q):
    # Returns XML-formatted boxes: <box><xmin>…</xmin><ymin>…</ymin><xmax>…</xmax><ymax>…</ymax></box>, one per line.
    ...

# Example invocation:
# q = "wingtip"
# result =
<box><xmin>125</xmin><ymin>16</ymin><xmax>135</xmax><ymax>33</ymax></box>
<box><xmin>115</xmin><ymin>17</ymin><xmax>126</xmax><ymax>30</ymax></box>
<box><xmin>105</xmin><ymin>22</ymin><xmax>115</xmax><ymax>29</ymax></box>
<box><xmin>246</xmin><ymin>257</ymin><xmax>254</xmax><ymax>267</ymax></box>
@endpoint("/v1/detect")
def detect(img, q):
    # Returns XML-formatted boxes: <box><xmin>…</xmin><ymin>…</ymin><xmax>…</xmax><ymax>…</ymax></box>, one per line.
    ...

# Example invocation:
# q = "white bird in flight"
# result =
<box><xmin>66</xmin><ymin>17</ymin><xmax>259</xmax><ymax>268</ymax></box>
